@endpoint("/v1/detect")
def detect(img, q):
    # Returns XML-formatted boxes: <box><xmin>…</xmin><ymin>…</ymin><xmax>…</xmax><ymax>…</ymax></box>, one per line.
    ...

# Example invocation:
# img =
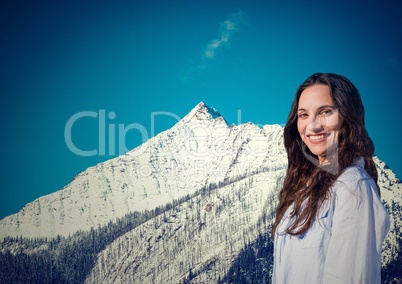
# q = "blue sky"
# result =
<box><xmin>1</xmin><ymin>0</ymin><xmax>401</xmax><ymax>219</ymax></box>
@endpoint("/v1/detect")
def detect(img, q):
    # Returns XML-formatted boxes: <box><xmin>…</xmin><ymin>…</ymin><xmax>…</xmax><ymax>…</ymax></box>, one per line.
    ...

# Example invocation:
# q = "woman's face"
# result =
<box><xmin>297</xmin><ymin>84</ymin><xmax>343</xmax><ymax>164</ymax></box>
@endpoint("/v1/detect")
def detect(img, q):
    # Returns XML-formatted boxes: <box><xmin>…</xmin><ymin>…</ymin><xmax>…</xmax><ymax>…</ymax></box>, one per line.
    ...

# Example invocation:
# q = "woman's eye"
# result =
<box><xmin>320</xmin><ymin>109</ymin><xmax>333</xmax><ymax>116</ymax></box>
<box><xmin>298</xmin><ymin>113</ymin><xmax>308</xmax><ymax>118</ymax></box>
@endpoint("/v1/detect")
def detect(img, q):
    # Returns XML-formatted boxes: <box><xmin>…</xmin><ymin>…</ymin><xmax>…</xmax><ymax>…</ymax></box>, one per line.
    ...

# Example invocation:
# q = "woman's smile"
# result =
<box><xmin>307</xmin><ymin>133</ymin><xmax>330</xmax><ymax>142</ymax></box>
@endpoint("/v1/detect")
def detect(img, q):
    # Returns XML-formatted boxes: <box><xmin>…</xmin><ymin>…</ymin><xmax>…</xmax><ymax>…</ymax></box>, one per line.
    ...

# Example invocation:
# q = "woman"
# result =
<box><xmin>271</xmin><ymin>73</ymin><xmax>390</xmax><ymax>283</ymax></box>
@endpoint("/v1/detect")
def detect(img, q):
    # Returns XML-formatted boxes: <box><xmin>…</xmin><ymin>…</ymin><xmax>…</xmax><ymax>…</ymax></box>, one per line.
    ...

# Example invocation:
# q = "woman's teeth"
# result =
<box><xmin>310</xmin><ymin>134</ymin><xmax>328</xmax><ymax>140</ymax></box>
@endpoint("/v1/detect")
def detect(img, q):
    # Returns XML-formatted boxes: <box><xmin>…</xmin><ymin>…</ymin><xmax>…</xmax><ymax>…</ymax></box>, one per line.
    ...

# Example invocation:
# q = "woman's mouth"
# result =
<box><xmin>307</xmin><ymin>133</ymin><xmax>330</xmax><ymax>142</ymax></box>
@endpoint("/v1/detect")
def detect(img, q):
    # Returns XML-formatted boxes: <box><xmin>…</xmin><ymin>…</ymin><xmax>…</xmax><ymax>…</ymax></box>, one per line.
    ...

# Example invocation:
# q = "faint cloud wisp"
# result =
<box><xmin>204</xmin><ymin>13</ymin><xmax>244</xmax><ymax>59</ymax></box>
<box><xmin>180</xmin><ymin>11</ymin><xmax>246</xmax><ymax>81</ymax></box>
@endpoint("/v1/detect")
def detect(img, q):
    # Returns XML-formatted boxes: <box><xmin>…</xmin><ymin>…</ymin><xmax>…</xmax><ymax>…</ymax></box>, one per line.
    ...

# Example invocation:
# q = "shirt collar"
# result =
<box><xmin>352</xmin><ymin>157</ymin><xmax>365</xmax><ymax>168</ymax></box>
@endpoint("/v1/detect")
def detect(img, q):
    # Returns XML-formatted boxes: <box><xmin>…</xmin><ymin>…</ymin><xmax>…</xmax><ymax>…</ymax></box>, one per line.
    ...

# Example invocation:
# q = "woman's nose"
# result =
<box><xmin>307</xmin><ymin>116</ymin><xmax>324</xmax><ymax>131</ymax></box>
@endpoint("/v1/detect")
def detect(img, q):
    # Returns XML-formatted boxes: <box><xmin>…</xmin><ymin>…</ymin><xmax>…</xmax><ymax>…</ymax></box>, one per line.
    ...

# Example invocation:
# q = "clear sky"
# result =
<box><xmin>1</xmin><ymin>0</ymin><xmax>401</xmax><ymax>220</ymax></box>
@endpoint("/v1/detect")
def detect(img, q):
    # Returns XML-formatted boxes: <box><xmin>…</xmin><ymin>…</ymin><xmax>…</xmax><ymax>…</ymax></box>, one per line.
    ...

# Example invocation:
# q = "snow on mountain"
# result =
<box><xmin>374</xmin><ymin>156</ymin><xmax>402</xmax><ymax>271</ymax></box>
<box><xmin>0</xmin><ymin>102</ymin><xmax>286</xmax><ymax>239</ymax></box>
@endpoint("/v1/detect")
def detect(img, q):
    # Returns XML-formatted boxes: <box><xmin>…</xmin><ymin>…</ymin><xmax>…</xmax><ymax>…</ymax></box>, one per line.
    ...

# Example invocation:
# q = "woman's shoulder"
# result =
<box><xmin>332</xmin><ymin>157</ymin><xmax>378</xmax><ymax>199</ymax></box>
<box><xmin>336</xmin><ymin>157</ymin><xmax>372</xmax><ymax>185</ymax></box>
<box><xmin>331</xmin><ymin>158</ymin><xmax>389</xmax><ymax>229</ymax></box>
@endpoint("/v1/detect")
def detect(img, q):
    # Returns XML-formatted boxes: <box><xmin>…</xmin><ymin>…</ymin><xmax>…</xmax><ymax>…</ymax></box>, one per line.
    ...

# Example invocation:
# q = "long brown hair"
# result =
<box><xmin>271</xmin><ymin>72</ymin><xmax>378</xmax><ymax>237</ymax></box>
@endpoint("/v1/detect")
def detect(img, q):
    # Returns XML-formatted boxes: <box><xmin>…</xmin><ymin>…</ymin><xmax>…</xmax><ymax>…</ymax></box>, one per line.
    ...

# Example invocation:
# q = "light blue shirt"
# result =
<box><xmin>272</xmin><ymin>158</ymin><xmax>390</xmax><ymax>283</ymax></box>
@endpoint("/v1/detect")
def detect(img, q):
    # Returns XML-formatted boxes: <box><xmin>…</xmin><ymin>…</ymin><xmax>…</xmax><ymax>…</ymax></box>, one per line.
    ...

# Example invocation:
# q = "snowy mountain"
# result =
<box><xmin>0</xmin><ymin>102</ymin><xmax>286</xmax><ymax>239</ymax></box>
<box><xmin>0</xmin><ymin>102</ymin><xmax>401</xmax><ymax>283</ymax></box>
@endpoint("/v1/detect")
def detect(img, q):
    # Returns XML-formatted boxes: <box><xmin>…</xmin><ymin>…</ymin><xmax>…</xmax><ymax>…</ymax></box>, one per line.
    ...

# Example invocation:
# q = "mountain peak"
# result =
<box><xmin>198</xmin><ymin>102</ymin><xmax>221</xmax><ymax>119</ymax></box>
<box><xmin>181</xmin><ymin>102</ymin><xmax>226</xmax><ymax>125</ymax></box>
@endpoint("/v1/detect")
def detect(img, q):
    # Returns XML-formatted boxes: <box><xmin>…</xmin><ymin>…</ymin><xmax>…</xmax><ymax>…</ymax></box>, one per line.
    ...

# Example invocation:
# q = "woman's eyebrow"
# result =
<box><xmin>297</xmin><ymin>105</ymin><xmax>335</xmax><ymax>112</ymax></box>
<box><xmin>317</xmin><ymin>105</ymin><xmax>336</xmax><ymax>110</ymax></box>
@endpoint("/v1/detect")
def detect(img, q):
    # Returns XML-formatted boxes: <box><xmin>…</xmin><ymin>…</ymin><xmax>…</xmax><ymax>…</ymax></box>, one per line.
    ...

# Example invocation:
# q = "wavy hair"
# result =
<box><xmin>271</xmin><ymin>72</ymin><xmax>379</xmax><ymax>237</ymax></box>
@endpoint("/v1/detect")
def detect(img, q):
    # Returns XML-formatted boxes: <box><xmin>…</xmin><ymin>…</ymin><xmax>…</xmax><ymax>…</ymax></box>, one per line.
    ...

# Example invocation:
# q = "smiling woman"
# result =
<box><xmin>271</xmin><ymin>73</ymin><xmax>391</xmax><ymax>283</ymax></box>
